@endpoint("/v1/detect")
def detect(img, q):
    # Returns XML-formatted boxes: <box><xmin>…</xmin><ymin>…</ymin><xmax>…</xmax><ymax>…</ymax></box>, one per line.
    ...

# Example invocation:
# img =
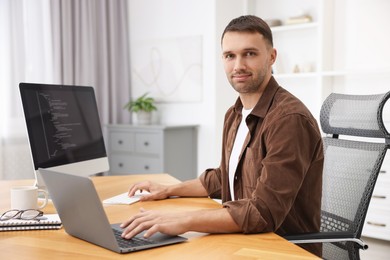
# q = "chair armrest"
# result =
<box><xmin>284</xmin><ymin>231</ymin><xmax>353</xmax><ymax>240</ymax></box>
<box><xmin>283</xmin><ymin>232</ymin><xmax>368</xmax><ymax>250</ymax></box>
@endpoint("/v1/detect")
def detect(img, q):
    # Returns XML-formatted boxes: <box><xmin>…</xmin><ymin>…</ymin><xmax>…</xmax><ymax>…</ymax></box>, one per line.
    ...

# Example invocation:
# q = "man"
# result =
<box><xmin>121</xmin><ymin>15</ymin><xmax>323</xmax><ymax>257</ymax></box>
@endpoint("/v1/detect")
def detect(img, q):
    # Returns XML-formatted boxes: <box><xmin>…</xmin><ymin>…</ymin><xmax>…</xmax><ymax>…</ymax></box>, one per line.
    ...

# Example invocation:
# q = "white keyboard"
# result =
<box><xmin>103</xmin><ymin>190</ymin><xmax>150</xmax><ymax>205</ymax></box>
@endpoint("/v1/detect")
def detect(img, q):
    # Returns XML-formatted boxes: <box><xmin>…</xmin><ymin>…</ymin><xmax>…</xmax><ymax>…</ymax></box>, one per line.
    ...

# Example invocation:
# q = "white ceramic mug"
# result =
<box><xmin>10</xmin><ymin>186</ymin><xmax>48</xmax><ymax>210</ymax></box>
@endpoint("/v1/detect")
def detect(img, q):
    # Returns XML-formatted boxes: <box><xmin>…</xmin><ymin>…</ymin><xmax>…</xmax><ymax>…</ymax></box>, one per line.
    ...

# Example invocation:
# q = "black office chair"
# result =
<box><xmin>284</xmin><ymin>92</ymin><xmax>390</xmax><ymax>260</ymax></box>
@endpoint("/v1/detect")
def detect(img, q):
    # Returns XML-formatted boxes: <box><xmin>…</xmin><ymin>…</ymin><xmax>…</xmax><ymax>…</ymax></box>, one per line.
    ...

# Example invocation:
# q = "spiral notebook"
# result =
<box><xmin>0</xmin><ymin>214</ymin><xmax>62</xmax><ymax>231</ymax></box>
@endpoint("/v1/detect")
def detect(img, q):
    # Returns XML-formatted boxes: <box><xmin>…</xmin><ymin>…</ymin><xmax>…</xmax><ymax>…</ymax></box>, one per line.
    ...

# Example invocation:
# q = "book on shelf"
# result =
<box><xmin>285</xmin><ymin>14</ymin><xmax>313</xmax><ymax>25</ymax></box>
<box><xmin>0</xmin><ymin>214</ymin><xmax>62</xmax><ymax>231</ymax></box>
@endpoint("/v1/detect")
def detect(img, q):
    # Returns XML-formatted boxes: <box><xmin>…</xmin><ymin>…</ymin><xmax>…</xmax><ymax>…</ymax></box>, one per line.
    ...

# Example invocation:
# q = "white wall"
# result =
<box><xmin>128</xmin><ymin>0</ymin><xmax>246</xmax><ymax>175</ymax></box>
<box><xmin>128</xmin><ymin>0</ymin><xmax>390</xmax><ymax>177</ymax></box>
<box><xmin>333</xmin><ymin>0</ymin><xmax>390</xmax><ymax>95</ymax></box>
<box><xmin>129</xmin><ymin>0</ymin><xmax>216</xmax><ymax>175</ymax></box>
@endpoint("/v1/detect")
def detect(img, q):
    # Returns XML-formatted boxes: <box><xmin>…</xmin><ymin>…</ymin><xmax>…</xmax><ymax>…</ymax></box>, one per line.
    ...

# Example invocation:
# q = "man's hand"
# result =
<box><xmin>120</xmin><ymin>207</ymin><xmax>241</xmax><ymax>240</ymax></box>
<box><xmin>128</xmin><ymin>181</ymin><xmax>170</xmax><ymax>201</ymax></box>
<box><xmin>120</xmin><ymin>208</ymin><xmax>191</xmax><ymax>239</ymax></box>
<box><xmin>128</xmin><ymin>178</ymin><xmax>208</xmax><ymax>201</ymax></box>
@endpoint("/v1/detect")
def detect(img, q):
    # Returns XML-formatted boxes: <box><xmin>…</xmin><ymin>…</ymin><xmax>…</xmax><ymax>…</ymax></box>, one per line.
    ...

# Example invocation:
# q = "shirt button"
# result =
<box><xmin>235</xmin><ymin>176</ymin><xmax>238</xmax><ymax>180</ymax></box>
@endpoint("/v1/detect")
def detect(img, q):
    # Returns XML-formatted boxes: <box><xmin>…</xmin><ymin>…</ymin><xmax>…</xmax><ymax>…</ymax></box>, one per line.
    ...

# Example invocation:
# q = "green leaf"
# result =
<box><xmin>123</xmin><ymin>92</ymin><xmax>157</xmax><ymax>112</ymax></box>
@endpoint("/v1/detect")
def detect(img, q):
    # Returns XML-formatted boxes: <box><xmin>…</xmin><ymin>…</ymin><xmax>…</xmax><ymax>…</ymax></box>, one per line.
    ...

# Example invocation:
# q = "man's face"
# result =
<box><xmin>222</xmin><ymin>31</ymin><xmax>276</xmax><ymax>94</ymax></box>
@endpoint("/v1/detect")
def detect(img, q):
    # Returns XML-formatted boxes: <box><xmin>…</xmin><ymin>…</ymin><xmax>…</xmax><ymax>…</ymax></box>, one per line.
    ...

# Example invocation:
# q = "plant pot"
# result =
<box><xmin>135</xmin><ymin>111</ymin><xmax>152</xmax><ymax>125</ymax></box>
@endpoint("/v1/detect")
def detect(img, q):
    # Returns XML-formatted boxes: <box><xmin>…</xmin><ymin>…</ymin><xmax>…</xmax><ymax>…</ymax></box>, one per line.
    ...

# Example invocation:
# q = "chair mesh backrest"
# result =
<box><xmin>320</xmin><ymin>92</ymin><xmax>390</xmax><ymax>139</ymax></box>
<box><xmin>319</xmin><ymin>92</ymin><xmax>390</xmax><ymax>259</ymax></box>
<box><xmin>321</xmin><ymin>138</ymin><xmax>387</xmax><ymax>234</ymax></box>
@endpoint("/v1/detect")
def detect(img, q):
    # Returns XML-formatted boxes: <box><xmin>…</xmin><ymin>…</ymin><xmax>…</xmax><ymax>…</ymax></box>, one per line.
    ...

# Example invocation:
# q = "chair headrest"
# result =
<box><xmin>320</xmin><ymin>92</ymin><xmax>390</xmax><ymax>139</ymax></box>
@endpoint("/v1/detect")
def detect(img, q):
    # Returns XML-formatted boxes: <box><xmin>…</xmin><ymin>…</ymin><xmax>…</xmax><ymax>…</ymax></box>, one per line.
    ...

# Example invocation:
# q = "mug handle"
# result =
<box><xmin>37</xmin><ymin>189</ymin><xmax>49</xmax><ymax>209</ymax></box>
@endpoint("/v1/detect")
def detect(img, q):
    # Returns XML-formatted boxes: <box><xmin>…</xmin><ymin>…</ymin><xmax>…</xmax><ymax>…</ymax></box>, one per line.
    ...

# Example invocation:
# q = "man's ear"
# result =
<box><xmin>269</xmin><ymin>48</ymin><xmax>277</xmax><ymax>66</ymax></box>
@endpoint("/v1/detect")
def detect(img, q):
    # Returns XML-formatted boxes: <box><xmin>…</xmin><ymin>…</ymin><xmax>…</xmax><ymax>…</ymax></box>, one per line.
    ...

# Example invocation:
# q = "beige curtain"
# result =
<box><xmin>0</xmin><ymin>0</ymin><xmax>131</xmax><ymax>179</ymax></box>
<box><xmin>0</xmin><ymin>0</ymin><xmax>55</xmax><ymax>179</ymax></box>
<box><xmin>50</xmin><ymin>0</ymin><xmax>131</xmax><ymax>125</ymax></box>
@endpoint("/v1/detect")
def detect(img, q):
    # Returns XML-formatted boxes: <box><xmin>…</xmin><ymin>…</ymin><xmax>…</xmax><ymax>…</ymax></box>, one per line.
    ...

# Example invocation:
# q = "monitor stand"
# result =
<box><xmin>34</xmin><ymin>169</ymin><xmax>49</xmax><ymax>198</ymax></box>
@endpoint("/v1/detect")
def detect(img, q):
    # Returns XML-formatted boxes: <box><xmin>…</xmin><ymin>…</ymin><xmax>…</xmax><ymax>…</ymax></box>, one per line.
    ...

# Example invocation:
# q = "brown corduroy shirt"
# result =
<box><xmin>199</xmin><ymin>77</ymin><xmax>324</xmax><ymax>256</ymax></box>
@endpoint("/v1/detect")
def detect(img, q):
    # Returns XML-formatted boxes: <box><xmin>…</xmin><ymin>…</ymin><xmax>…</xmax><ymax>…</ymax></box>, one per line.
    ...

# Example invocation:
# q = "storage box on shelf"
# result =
<box><xmin>106</xmin><ymin>124</ymin><xmax>198</xmax><ymax>181</ymax></box>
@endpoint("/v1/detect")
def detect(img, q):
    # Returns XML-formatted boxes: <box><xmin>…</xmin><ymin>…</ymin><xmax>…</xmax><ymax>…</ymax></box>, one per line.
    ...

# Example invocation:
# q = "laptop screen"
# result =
<box><xmin>19</xmin><ymin>83</ymin><xmax>107</xmax><ymax>171</ymax></box>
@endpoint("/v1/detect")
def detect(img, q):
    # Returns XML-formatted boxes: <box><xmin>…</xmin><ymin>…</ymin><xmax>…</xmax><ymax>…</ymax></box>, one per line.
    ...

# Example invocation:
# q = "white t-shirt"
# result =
<box><xmin>228</xmin><ymin>107</ymin><xmax>253</xmax><ymax>201</ymax></box>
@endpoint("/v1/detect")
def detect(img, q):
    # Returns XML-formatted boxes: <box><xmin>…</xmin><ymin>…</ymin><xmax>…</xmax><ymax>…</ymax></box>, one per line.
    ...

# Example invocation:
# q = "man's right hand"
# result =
<box><xmin>128</xmin><ymin>181</ymin><xmax>170</xmax><ymax>201</ymax></box>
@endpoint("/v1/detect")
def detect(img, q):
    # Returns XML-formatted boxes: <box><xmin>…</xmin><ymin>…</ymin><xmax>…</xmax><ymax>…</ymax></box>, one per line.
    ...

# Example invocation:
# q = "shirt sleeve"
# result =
<box><xmin>199</xmin><ymin>168</ymin><xmax>223</xmax><ymax>199</ymax></box>
<box><xmin>223</xmin><ymin>114</ymin><xmax>323</xmax><ymax>233</ymax></box>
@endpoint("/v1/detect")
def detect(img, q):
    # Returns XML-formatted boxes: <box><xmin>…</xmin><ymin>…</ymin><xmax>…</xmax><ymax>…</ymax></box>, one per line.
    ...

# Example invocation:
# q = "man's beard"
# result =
<box><xmin>229</xmin><ymin>69</ymin><xmax>267</xmax><ymax>94</ymax></box>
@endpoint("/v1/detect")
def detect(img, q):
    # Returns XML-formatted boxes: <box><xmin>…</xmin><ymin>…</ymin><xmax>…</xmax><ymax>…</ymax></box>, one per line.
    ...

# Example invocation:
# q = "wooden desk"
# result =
<box><xmin>0</xmin><ymin>174</ymin><xmax>318</xmax><ymax>259</ymax></box>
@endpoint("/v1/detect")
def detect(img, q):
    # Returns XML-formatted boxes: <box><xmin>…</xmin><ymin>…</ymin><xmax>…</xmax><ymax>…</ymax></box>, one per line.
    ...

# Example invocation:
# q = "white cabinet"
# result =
<box><xmin>362</xmin><ymin>154</ymin><xmax>390</xmax><ymax>241</ymax></box>
<box><xmin>106</xmin><ymin>124</ymin><xmax>198</xmax><ymax>181</ymax></box>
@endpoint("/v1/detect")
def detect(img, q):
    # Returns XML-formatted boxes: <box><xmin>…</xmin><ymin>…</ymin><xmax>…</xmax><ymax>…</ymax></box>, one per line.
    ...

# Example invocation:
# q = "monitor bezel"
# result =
<box><xmin>19</xmin><ymin>82</ymin><xmax>109</xmax><ymax>188</ymax></box>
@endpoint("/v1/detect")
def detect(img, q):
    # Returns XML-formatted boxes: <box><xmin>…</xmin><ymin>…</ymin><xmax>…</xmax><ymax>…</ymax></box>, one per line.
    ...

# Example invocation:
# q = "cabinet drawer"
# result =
<box><xmin>110</xmin><ymin>132</ymin><xmax>135</xmax><ymax>152</ymax></box>
<box><xmin>362</xmin><ymin>208</ymin><xmax>390</xmax><ymax>240</ymax></box>
<box><xmin>370</xmin><ymin>183</ymin><xmax>390</xmax><ymax>208</ymax></box>
<box><xmin>109</xmin><ymin>155</ymin><xmax>163</xmax><ymax>174</ymax></box>
<box><xmin>135</xmin><ymin>133</ymin><xmax>162</xmax><ymax>155</ymax></box>
<box><xmin>377</xmin><ymin>166</ymin><xmax>390</xmax><ymax>182</ymax></box>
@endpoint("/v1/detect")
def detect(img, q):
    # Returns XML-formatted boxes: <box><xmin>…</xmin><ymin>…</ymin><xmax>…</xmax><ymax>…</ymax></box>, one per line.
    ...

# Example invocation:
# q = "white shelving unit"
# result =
<box><xmin>246</xmin><ymin>0</ymin><xmax>334</xmax><ymax>119</ymax></box>
<box><xmin>248</xmin><ymin>0</ymin><xmax>390</xmax><ymax>244</ymax></box>
<box><xmin>248</xmin><ymin>0</ymin><xmax>390</xmax><ymax>116</ymax></box>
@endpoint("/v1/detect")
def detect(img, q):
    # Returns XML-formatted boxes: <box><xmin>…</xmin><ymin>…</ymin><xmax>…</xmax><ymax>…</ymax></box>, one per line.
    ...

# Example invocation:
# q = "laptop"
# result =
<box><xmin>38</xmin><ymin>169</ymin><xmax>187</xmax><ymax>253</ymax></box>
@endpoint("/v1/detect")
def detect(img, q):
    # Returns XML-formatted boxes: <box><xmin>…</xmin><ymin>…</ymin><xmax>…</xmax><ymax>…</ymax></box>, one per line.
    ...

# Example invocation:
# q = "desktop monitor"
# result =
<box><xmin>19</xmin><ymin>83</ymin><xmax>109</xmax><ymax>190</ymax></box>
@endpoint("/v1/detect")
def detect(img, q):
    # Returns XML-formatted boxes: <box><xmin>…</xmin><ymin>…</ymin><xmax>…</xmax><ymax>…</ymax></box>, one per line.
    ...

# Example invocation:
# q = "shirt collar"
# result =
<box><xmin>233</xmin><ymin>76</ymin><xmax>280</xmax><ymax>119</ymax></box>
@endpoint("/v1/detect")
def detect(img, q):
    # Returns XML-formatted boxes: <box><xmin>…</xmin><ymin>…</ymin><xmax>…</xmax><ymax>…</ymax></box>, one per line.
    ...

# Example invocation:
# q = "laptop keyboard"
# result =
<box><xmin>113</xmin><ymin>229</ymin><xmax>156</xmax><ymax>248</ymax></box>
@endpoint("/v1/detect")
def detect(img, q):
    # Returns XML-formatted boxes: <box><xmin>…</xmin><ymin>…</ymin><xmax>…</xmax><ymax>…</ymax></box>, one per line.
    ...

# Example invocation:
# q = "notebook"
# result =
<box><xmin>38</xmin><ymin>169</ymin><xmax>187</xmax><ymax>253</ymax></box>
<box><xmin>0</xmin><ymin>214</ymin><xmax>62</xmax><ymax>231</ymax></box>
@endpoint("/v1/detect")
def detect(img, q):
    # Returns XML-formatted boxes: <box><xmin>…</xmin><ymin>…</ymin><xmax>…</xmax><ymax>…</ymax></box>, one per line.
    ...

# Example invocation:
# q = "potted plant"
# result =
<box><xmin>124</xmin><ymin>92</ymin><xmax>157</xmax><ymax>125</ymax></box>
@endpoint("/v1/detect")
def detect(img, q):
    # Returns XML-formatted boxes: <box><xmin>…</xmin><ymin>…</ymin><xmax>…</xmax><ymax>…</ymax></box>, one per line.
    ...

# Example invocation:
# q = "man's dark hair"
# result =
<box><xmin>221</xmin><ymin>15</ymin><xmax>273</xmax><ymax>47</ymax></box>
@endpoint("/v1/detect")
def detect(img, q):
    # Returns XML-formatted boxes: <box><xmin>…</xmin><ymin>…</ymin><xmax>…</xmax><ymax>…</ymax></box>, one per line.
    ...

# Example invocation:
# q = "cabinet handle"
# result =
<box><xmin>144</xmin><ymin>141</ymin><xmax>149</xmax><ymax>146</ymax></box>
<box><xmin>367</xmin><ymin>221</ymin><xmax>386</xmax><ymax>227</ymax></box>
<box><xmin>144</xmin><ymin>165</ymin><xmax>149</xmax><ymax>170</ymax></box>
<box><xmin>118</xmin><ymin>140</ymin><xmax>123</xmax><ymax>145</ymax></box>
<box><xmin>372</xmin><ymin>195</ymin><xmax>387</xmax><ymax>199</ymax></box>
<box><xmin>118</xmin><ymin>163</ymin><xmax>123</xmax><ymax>168</ymax></box>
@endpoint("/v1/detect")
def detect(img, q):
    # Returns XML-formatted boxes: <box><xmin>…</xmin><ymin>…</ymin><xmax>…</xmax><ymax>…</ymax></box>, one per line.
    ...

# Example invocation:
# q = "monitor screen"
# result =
<box><xmin>19</xmin><ymin>83</ymin><xmax>109</xmax><ymax>188</ymax></box>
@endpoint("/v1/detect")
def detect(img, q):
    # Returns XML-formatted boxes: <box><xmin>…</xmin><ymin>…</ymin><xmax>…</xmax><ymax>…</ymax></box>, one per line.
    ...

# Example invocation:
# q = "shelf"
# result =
<box><xmin>320</xmin><ymin>71</ymin><xmax>348</xmax><ymax>77</ymax></box>
<box><xmin>273</xmin><ymin>71</ymin><xmax>346</xmax><ymax>79</ymax></box>
<box><xmin>274</xmin><ymin>70</ymin><xmax>390</xmax><ymax>80</ymax></box>
<box><xmin>270</xmin><ymin>22</ymin><xmax>319</xmax><ymax>33</ymax></box>
<box><xmin>321</xmin><ymin>69</ymin><xmax>390</xmax><ymax>77</ymax></box>
<box><xmin>273</xmin><ymin>72</ymin><xmax>318</xmax><ymax>79</ymax></box>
